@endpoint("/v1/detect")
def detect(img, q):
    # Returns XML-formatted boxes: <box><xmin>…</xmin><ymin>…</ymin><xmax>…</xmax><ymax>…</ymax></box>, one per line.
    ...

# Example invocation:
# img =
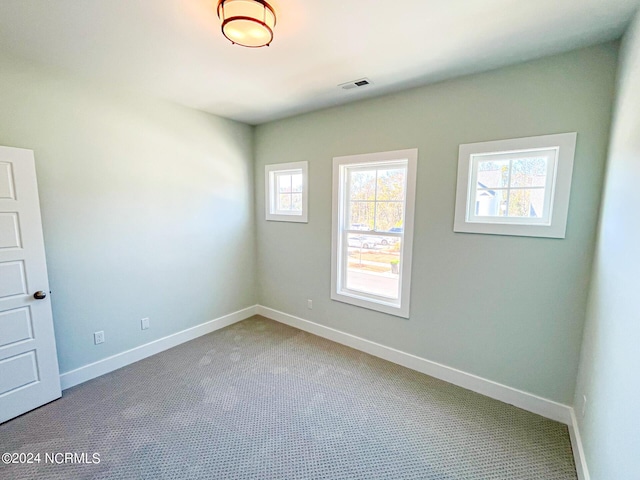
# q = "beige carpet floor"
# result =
<box><xmin>0</xmin><ymin>315</ymin><xmax>577</xmax><ymax>479</ymax></box>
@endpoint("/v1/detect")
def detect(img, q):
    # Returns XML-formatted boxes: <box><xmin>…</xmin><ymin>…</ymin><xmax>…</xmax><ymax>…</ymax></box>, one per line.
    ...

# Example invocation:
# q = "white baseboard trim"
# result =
<box><xmin>57</xmin><ymin>303</ymin><xmax>586</xmax><ymax>476</ymax></box>
<box><xmin>568</xmin><ymin>409</ymin><xmax>591</xmax><ymax>480</ymax></box>
<box><xmin>59</xmin><ymin>305</ymin><xmax>258</xmax><ymax>390</ymax></box>
<box><xmin>256</xmin><ymin>305</ymin><xmax>573</xmax><ymax>425</ymax></box>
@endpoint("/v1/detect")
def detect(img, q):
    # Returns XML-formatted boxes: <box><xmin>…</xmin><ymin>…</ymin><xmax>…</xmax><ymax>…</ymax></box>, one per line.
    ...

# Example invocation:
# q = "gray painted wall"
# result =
<box><xmin>255</xmin><ymin>44</ymin><xmax>618</xmax><ymax>405</ymax></box>
<box><xmin>0</xmin><ymin>57</ymin><xmax>257</xmax><ymax>374</ymax></box>
<box><xmin>574</xmin><ymin>13</ymin><xmax>640</xmax><ymax>480</ymax></box>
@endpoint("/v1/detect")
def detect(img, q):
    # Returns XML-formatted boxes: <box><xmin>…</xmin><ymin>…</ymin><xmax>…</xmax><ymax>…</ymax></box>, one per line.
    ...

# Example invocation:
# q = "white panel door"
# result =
<box><xmin>0</xmin><ymin>145</ymin><xmax>61</xmax><ymax>424</ymax></box>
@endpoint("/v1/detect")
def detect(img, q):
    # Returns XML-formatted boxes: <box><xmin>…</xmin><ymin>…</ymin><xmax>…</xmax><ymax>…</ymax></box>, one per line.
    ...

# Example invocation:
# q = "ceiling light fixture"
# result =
<box><xmin>217</xmin><ymin>0</ymin><xmax>276</xmax><ymax>48</ymax></box>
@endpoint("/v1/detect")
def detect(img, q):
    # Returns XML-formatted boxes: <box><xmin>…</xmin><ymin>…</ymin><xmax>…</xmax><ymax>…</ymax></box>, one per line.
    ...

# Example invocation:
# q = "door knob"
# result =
<box><xmin>33</xmin><ymin>291</ymin><xmax>47</xmax><ymax>300</ymax></box>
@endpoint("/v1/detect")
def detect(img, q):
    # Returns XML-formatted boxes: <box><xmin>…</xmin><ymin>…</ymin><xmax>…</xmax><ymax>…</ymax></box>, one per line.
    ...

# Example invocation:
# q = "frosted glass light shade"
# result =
<box><xmin>217</xmin><ymin>0</ymin><xmax>276</xmax><ymax>48</ymax></box>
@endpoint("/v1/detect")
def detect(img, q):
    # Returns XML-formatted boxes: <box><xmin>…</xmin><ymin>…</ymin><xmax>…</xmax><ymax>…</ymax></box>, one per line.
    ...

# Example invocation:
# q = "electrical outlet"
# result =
<box><xmin>307</xmin><ymin>299</ymin><xmax>313</xmax><ymax>310</ymax></box>
<box><xmin>141</xmin><ymin>317</ymin><xmax>150</xmax><ymax>330</ymax></box>
<box><xmin>94</xmin><ymin>331</ymin><xmax>105</xmax><ymax>345</ymax></box>
<box><xmin>582</xmin><ymin>395</ymin><xmax>587</xmax><ymax>417</ymax></box>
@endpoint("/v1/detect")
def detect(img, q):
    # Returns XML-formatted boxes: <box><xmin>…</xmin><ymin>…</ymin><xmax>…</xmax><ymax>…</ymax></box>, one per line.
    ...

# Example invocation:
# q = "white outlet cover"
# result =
<box><xmin>141</xmin><ymin>318</ymin><xmax>150</xmax><ymax>330</ymax></box>
<box><xmin>94</xmin><ymin>331</ymin><xmax>104</xmax><ymax>344</ymax></box>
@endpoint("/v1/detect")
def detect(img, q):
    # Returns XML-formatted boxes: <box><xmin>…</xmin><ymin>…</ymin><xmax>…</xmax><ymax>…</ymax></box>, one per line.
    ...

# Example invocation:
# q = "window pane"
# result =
<box><xmin>277</xmin><ymin>174</ymin><xmax>292</xmax><ymax>193</ymax></box>
<box><xmin>291</xmin><ymin>173</ymin><xmax>303</xmax><ymax>193</ymax></box>
<box><xmin>475</xmin><ymin>189</ymin><xmax>508</xmax><ymax>217</ymax></box>
<box><xmin>291</xmin><ymin>193</ymin><xmax>302</xmax><ymax>212</ymax></box>
<box><xmin>375</xmin><ymin>202</ymin><xmax>404</xmax><ymax>232</ymax></box>
<box><xmin>530</xmin><ymin>189</ymin><xmax>545</xmax><ymax>218</ymax></box>
<box><xmin>510</xmin><ymin>157</ymin><xmax>548</xmax><ymax>187</ymax></box>
<box><xmin>508</xmin><ymin>189</ymin><xmax>533</xmax><ymax>217</ymax></box>
<box><xmin>278</xmin><ymin>194</ymin><xmax>291</xmax><ymax>211</ymax></box>
<box><xmin>349</xmin><ymin>201</ymin><xmax>374</xmax><ymax>230</ymax></box>
<box><xmin>349</xmin><ymin>170</ymin><xmax>376</xmax><ymax>200</ymax></box>
<box><xmin>504</xmin><ymin>189</ymin><xmax>547</xmax><ymax>218</ymax></box>
<box><xmin>376</xmin><ymin>168</ymin><xmax>406</xmax><ymax>201</ymax></box>
<box><xmin>346</xmin><ymin>235</ymin><xmax>400</xmax><ymax>299</ymax></box>
<box><xmin>476</xmin><ymin>159</ymin><xmax>510</xmax><ymax>188</ymax></box>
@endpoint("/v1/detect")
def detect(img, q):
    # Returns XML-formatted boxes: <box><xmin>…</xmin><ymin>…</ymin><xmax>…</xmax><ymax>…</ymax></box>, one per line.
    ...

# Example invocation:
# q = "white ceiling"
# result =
<box><xmin>0</xmin><ymin>0</ymin><xmax>638</xmax><ymax>124</ymax></box>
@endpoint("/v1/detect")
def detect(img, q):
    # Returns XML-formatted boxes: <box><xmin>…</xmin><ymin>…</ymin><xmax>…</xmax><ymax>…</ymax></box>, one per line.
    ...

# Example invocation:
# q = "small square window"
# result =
<box><xmin>454</xmin><ymin>133</ymin><xmax>577</xmax><ymax>238</ymax></box>
<box><xmin>265</xmin><ymin>161</ymin><xmax>308</xmax><ymax>222</ymax></box>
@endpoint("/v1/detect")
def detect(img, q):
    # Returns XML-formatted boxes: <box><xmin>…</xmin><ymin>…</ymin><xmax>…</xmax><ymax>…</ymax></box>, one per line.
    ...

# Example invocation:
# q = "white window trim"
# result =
<box><xmin>331</xmin><ymin>148</ymin><xmax>418</xmax><ymax>318</ymax></box>
<box><xmin>265</xmin><ymin>161</ymin><xmax>308</xmax><ymax>223</ymax></box>
<box><xmin>454</xmin><ymin>132</ymin><xmax>577</xmax><ymax>239</ymax></box>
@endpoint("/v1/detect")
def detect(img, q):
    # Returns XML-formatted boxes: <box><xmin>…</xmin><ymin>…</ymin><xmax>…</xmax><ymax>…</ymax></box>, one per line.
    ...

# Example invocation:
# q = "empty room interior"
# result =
<box><xmin>0</xmin><ymin>1</ymin><xmax>639</xmax><ymax>479</ymax></box>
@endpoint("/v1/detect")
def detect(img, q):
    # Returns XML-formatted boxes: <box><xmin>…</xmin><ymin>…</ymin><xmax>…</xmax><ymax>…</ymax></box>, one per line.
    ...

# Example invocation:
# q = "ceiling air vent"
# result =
<box><xmin>339</xmin><ymin>78</ymin><xmax>372</xmax><ymax>90</ymax></box>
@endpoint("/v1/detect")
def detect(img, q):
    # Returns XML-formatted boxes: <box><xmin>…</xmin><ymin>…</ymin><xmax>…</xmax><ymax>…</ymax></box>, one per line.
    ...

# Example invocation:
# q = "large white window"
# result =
<box><xmin>454</xmin><ymin>133</ymin><xmax>577</xmax><ymax>238</ymax></box>
<box><xmin>265</xmin><ymin>161</ymin><xmax>308</xmax><ymax>222</ymax></box>
<box><xmin>331</xmin><ymin>149</ymin><xmax>418</xmax><ymax>318</ymax></box>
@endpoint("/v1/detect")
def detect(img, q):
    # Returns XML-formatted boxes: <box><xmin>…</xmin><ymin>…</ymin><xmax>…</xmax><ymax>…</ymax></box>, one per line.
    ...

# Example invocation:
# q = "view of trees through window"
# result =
<box><xmin>475</xmin><ymin>155</ymin><xmax>549</xmax><ymax>218</ymax></box>
<box><xmin>343</xmin><ymin>164</ymin><xmax>407</xmax><ymax>300</ymax></box>
<box><xmin>276</xmin><ymin>172</ymin><xmax>303</xmax><ymax>213</ymax></box>
<box><xmin>348</xmin><ymin>167</ymin><xmax>406</xmax><ymax>231</ymax></box>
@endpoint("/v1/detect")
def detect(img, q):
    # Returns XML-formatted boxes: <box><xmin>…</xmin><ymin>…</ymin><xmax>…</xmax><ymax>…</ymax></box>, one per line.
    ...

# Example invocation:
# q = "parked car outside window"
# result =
<box><xmin>347</xmin><ymin>235</ymin><xmax>389</xmax><ymax>249</ymax></box>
